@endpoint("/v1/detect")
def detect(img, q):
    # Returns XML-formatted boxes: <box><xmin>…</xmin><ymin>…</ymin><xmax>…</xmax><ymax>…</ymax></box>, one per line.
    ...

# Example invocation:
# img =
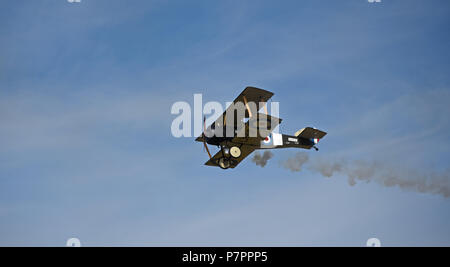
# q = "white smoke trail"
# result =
<box><xmin>279</xmin><ymin>152</ymin><xmax>450</xmax><ymax>198</ymax></box>
<box><xmin>252</xmin><ymin>151</ymin><xmax>273</xmax><ymax>167</ymax></box>
<box><xmin>280</xmin><ymin>152</ymin><xmax>309</xmax><ymax>172</ymax></box>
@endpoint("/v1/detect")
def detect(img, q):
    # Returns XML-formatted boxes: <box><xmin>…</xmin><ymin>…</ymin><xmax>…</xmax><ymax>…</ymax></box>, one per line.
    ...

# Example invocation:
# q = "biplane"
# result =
<box><xmin>195</xmin><ymin>87</ymin><xmax>327</xmax><ymax>169</ymax></box>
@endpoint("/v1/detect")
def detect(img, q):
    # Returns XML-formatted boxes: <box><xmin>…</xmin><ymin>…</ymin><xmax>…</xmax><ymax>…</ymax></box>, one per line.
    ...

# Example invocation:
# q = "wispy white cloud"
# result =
<box><xmin>1</xmin><ymin>0</ymin><xmax>450</xmax><ymax>246</ymax></box>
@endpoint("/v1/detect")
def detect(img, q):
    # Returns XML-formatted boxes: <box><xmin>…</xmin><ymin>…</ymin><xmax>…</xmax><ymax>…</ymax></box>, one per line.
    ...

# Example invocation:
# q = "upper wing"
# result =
<box><xmin>195</xmin><ymin>87</ymin><xmax>274</xmax><ymax>142</ymax></box>
<box><xmin>226</xmin><ymin>87</ymin><xmax>274</xmax><ymax>118</ymax></box>
<box><xmin>204</xmin><ymin>144</ymin><xmax>256</xmax><ymax>168</ymax></box>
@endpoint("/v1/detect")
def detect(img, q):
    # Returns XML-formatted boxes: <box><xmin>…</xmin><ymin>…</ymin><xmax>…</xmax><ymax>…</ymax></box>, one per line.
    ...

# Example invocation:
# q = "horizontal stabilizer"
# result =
<box><xmin>295</xmin><ymin>127</ymin><xmax>327</xmax><ymax>140</ymax></box>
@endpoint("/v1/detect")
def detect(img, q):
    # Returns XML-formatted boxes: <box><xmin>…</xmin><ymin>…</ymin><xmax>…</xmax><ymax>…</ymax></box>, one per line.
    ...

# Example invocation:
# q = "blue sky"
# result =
<box><xmin>0</xmin><ymin>0</ymin><xmax>449</xmax><ymax>246</ymax></box>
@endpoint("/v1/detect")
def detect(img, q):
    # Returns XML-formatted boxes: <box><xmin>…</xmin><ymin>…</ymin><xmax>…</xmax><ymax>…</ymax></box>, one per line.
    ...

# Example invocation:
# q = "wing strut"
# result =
<box><xmin>243</xmin><ymin>95</ymin><xmax>253</xmax><ymax>118</ymax></box>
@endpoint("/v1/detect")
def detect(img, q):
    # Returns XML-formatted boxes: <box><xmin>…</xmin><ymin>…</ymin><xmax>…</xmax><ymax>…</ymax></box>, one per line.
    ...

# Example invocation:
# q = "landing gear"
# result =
<box><xmin>218</xmin><ymin>157</ymin><xmax>231</xmax><ymax>169</ymax></box>
<box><xmin>217</xmin><ymin>144</ymin><xmax>241</xmax><ymax>169</ymax></box>
<box><xmin>313</xmin><ymin>146</ymin><xmax>319</xmax><ymax>151</ymax></box>
<box><xmin>221</xmin><ymin>145</ymin><xmax>241</xmax><ymax>159</ymax></box>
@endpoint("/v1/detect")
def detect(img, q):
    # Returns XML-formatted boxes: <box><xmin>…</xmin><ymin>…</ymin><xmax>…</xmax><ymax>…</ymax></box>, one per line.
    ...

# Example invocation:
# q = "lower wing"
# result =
<box><xmin>204</xmin><ymin>144</ymin><xmax>256</xmax><ymax>168</ymax></box>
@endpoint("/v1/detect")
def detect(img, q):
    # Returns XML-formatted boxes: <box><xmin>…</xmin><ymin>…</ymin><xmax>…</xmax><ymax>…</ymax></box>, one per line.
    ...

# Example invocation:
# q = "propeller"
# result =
<box><xmin>202</xmin><ymin>116</ymin><xmax>212</xmax><ymax>159</ymax></box>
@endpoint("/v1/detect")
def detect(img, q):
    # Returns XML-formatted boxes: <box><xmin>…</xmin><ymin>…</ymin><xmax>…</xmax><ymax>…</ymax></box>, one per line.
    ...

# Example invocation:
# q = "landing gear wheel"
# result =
<box><xmin>230</xmin><ymin>146</ymin><xmax>241</xmax><ymax>158</ymax></box>
<box><xmin>218</xmin><ymin>157</ymin><xmax>231</xmax><ymax>169</ymax></box>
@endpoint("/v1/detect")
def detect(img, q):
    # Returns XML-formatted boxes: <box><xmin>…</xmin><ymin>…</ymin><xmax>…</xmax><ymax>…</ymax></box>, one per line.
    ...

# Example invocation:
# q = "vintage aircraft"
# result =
<box><xmin>195</xmin><ymin>87</ymin><xmax>327</xmax><ymax>169</ymax></box>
